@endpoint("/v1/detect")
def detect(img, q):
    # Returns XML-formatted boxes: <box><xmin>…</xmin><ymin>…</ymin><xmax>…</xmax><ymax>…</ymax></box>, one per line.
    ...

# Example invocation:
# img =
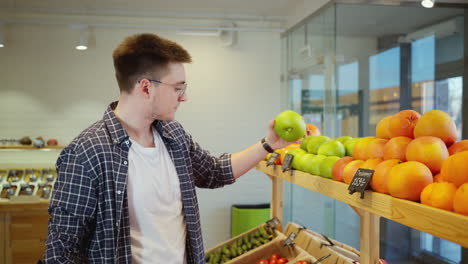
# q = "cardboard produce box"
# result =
<box><xmin>284</xmin><ymin>223</ymin><xmax>360</xmax><ymax>264</ymax></box>
<box><xmin>205</xmin><ymin>223</ymin><xmax>281</xmax><ymax>264</ymax></box>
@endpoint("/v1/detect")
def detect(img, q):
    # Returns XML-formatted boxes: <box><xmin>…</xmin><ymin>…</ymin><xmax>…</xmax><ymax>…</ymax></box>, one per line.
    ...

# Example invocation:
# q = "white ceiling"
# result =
<box><xmin>336</xmin><ymin>4</ymin><xmax>465</xmax><ymax>36</ymax></box>
<box><xmin>1</xmin><ymin>0</ymin><xmax>466</xmax><ymax>33</ymax></box>
<box><xmin>0</xmin><ymin>0</ymin><xmax>296</xmax><ymax>21</ymax></box>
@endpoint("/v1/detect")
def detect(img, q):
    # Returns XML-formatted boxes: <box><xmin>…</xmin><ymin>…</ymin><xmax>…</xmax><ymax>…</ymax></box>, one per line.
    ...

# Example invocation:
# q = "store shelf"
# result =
<box><xmin>256</xmin><ymin>161</ymin><xmax>468</xmax><ymax>248</ymax></box>
<box><xmin>0</xmin><ymin>145</ymin><xmax>65</xmax><ymax>151</ymax></box>
<box><xmin>0</xmin><ymin>200</ymin><xmax>50</xmax><ymax>213</ymax></box>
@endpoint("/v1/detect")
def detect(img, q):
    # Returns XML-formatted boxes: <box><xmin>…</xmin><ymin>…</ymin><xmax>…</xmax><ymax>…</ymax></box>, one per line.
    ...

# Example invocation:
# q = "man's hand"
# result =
<box><xmin>264</xmin><ymin>120</ymin><xmax>296</xmax><ymax>150</ymax></box>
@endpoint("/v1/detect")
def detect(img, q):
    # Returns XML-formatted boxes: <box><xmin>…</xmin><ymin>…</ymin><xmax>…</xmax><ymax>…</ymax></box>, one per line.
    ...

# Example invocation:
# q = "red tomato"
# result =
<box><xmin>258</xmin><ymin>260</ymin><xmax>269</xmax><ymax>264</ymax></box>
<box><xmin>295</xmin><ymin>261</ymin><xmax>308</xmax><ymax>264</ymax></box>
<box><xmin>278</xmin><ymin>258</ymin><xmax>289</xmax><ymax>264</ymax></box>
<box><xmin>270</xmin><ymin>260</ymin><xmax>277</xmax><ymax>264</ymax></box>
<box><xmin>270</xmin><ymin>253</ymin><xmax>281</xmax><ymax>261</ymax></box>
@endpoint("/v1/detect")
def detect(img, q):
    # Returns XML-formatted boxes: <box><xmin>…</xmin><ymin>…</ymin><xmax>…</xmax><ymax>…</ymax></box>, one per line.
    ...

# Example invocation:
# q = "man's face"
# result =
<box><xmin>148</xmin><ymin>62</ymin><xmax>187</xmax><ymax>121</ymax></box>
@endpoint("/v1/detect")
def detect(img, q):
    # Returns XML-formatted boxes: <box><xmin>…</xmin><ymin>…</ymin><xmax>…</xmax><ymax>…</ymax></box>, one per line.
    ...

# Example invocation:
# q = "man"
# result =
<box><xmin>44</xmin><ymin>33</ymin><xmax>290</xmax><ymax>263</ymax></box>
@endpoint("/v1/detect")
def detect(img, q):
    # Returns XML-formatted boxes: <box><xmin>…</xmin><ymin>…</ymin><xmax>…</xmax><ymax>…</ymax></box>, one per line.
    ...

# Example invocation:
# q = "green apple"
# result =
<box><xmin>319</xmin><ymin>156</ymin><xmax>341</xmax><ymax>178</ymax></box>
<box><xmin>317</xmin><ymin>140</ymin><xmax>346</xmax><ymax>157</ymax></box>
<box><xmin>306</xmin><ymin>136</ymin><xmax>331</xmax><ymax>154</ymax></box>
<box><xmin>303</xmin><ymin>154</ymin><xmax>326</xmax><ymax>175</ymax></box>
<box><xmin>300</xmin><ymin>136</ymin><xmax>313</xmax><ymax>151</ymax></box>
<box><xmin>344</xmin><ymin>137</ymin><xmax>360</xmax><ymax>157</ymax></box>
<box><xmin>336</xmin><ymin>136</ymin><xmax>353</xmax><ymax>145</ymax></box>
<box><xmin>295</xmin><ymin>153</ymin><xmax>315</xmax><ymax>172</ymax></box>
<box><xmin>274</xmin><ymin>110</ymin><xmax>307</xmax><ymax>142</ymax></box>
<box><xmin>289</xmin><ymin>149</ymin><xmax>307</xmax><ymax>169</ymax></box>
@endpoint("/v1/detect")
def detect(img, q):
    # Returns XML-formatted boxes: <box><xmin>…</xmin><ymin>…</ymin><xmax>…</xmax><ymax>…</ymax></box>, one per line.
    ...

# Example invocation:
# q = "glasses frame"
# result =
<box><xmin>145</xmin><ymin>79</ymin><xmax>187</xmax><ymax>97</ymax></box>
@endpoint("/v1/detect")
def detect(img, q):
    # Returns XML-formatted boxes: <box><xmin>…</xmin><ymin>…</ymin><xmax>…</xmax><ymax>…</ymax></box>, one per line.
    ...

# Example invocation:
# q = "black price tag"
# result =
<box><xmin>284</xmin><ymin>232</ymin><xmax>297</xmax><ymax>246</ymax></box>
<box><xmin>266</xmin><ymin>217</ymin><xmax>281</xmax><ymax>230</ymax></box>
<box><xmin>282</xmin><ymin>153</ymin><xmax>294</xmax><ymax>172</ymax></box>
<box><xmin>348</xmin><ymin>168</ymin><xmax>374</xmax><ymax>199</ymax></box>
<box><xmin>266</xmin><ymin>152</ymin><xmax>280</xmax><ymax>166</ymax></box>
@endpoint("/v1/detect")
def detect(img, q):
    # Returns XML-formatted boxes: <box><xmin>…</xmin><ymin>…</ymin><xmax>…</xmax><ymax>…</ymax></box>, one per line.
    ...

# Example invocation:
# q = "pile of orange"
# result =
<box><xmin>339</xmin><ymin>109</ymin><xmax>468</xmax><ymax>215</ymax></box>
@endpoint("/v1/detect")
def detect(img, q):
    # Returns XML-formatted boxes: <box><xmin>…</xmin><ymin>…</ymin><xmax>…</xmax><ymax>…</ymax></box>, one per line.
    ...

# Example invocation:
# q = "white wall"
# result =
<box><xmin>0</xmin><ymin>21</ymin><xmax>282</xmax><ymax>248</ymax></box>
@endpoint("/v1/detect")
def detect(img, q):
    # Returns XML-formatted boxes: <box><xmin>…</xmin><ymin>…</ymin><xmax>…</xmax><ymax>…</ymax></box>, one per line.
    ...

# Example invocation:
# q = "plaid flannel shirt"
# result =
<box><xmin>44</xmin><ymin>101</ymin><xmax>235</xmax><ymax>263</ymax></box>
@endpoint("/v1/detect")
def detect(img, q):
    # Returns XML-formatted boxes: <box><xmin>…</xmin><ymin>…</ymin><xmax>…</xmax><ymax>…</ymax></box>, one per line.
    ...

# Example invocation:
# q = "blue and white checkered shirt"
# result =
<box><xmin>44</xmin><ymin>101</ymin><xmax>235</xmax><ymax>263</ymax></box>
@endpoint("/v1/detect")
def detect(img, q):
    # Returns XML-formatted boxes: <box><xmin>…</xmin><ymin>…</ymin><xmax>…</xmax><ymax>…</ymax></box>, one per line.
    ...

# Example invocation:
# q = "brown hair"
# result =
<box><xmin>112</xmin><ymin>33</ymin><xmax>192</xmax><ymax>93</ymax></box>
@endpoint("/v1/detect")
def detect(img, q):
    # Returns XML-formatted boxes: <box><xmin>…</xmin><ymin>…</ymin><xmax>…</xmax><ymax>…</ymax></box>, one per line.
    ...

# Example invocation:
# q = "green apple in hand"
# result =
<box><xmin>274</xmin><ymin>110</ymin><xmax>307</xmax><ymax>142</ymax></box>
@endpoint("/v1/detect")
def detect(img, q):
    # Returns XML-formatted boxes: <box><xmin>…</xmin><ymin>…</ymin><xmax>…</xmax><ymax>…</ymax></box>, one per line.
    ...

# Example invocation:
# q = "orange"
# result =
<box><xmin>454</xmin><ymin>183</ymin><xmax>468</xmax><ymax>216</ymax></box>
<box><xmin>279</xmin><ymin>143</ymin><xmax>300</xmax><ymax>165</ymax></box>
<box><xmin>343</xmin><ymin>160</ymin><xmax>365</xmax><ymax>184</ymax></box>
<box><xmin>420</xmin><ymin>182</ymin><xmax>457</xmax><ymax>211</ymax></box>
<box><xmin>366</xmin><ymin>138</ymin><xmax>388</xmax><ymax>159</ymax></box>
<box><xmin>387</xmin><ymin>161</ymin><xmax>433</xmax><ymax>201</ymax></box>
<box><xmin>414</xmin><ymin>110</ymin><xmax>457</xmax><ymax>146</ymax></box>
<box><xmin>370</xmin><ymin>159</ymin><xmax>400</xmax><ymax>194</ymax></box>
<box><xmin>387</xmin><ymin>110</ymin><xmax>420</xmax><ymax>138</ymax></box>
<box><xmin>440</xmin><ymin>151</ymin><xmax>468</xmax><ymax>187</ymax></box>
<box><xmin>353</xmin><ymin>136</ymin><xmax>375</xmax><ymax>160</ymax></box>
<box><xmin>433</xmin><ymin>173</ymin><xmax>446</xmax><ymax>183</ymax></box>
<box><xmin>383</xmin><ymin>136</ymin><xmax>412</xmax><ymax>161</ymax></box>
<box><xmin>306</xmin><ymin>123</ymin><xmax>321</xmax><ymax>136</ymax></box>
<box><xmin>448</xmin><ymin>140</ymin><xmax>468</xmax><ymax>155</ymax></box>
<box><xmin>360</xmin><ymin>158</ymin><xmax>383</xmax><ymax>170</ymax></box>
<box><xmin>331</xmin><ymin>156</ymin><xmax>355</xmax><ymax>182</ymax></box>
<box><xmin>376</xmin><ymin>116</ymin><xmax>392</xmax><ymax>139</ymax></box>
<box><xmin>405</xmin><ymin>136</ymin><xmax>448</xmax><ymax>174</ymax></box>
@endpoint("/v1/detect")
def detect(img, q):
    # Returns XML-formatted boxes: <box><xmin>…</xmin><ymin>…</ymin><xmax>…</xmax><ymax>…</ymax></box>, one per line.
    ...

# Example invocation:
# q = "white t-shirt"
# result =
<box><xmin>127</xmin><ymin>128</ymin><xmax>187</xmax><ymax>264</ymax></box>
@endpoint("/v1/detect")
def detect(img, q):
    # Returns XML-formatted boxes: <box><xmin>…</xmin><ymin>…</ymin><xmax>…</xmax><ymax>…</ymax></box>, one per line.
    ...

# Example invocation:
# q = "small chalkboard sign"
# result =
<box><xmin>266</xmin><ymin>217</ymin><xmax>281</xmax><ymax>230</ymax></box>
<box><xmin>284</xmin><ymin>232</ymin><xmax>298</xmax><ymax>246</ymax></box>
<box><xmin>282</xmin><ymin>153</ymin><xmax>294</xmax><ymax>172</ymax></box>
<box><xmin>266</xmin><ymin>152</ymin><xmax>280</xmax><ymax>166</ymax></box>
<box><xmin>348</xmin><ymin>168</ymin><xmax>375</xmax><ymax>199</ymax></box>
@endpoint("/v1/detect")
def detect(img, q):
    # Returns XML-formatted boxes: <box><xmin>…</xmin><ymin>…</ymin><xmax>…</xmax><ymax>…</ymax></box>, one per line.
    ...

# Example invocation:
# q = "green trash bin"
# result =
<box><xmin>231</xmin><ymin>203</ymin><xmax>270</xmax><ymax>237</ymax></box>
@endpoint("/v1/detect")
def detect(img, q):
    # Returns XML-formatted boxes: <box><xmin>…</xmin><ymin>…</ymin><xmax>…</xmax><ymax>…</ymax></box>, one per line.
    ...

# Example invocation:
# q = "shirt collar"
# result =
<box><xmin>103</xmin><ymin>101</ymin><xmax>179</xmax><ymax>146</ymax></box>
<box><xmin>103</xmin><ymin>101</ymin><xmax>129</xmax><ymax>145</ymax></box>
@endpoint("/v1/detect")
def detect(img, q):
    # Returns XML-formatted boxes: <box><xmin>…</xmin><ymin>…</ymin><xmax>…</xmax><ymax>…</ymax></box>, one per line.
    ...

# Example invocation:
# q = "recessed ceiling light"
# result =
<box><xmin>421</xmin><ymin>0</ymin><xmax>435</xmax><ymax>8</ymax></box>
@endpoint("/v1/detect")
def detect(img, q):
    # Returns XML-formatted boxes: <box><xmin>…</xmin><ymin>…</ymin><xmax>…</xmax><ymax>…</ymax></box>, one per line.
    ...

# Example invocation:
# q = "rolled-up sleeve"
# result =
<box><xmin>187</xmin><ymin>134</ymin><xmax>235</xmax><ymax>189</ymax></box>
<box><xmin>44</xmin><ymin>146</ymin><xmax>97</xmax><ymax>263</ymax></box>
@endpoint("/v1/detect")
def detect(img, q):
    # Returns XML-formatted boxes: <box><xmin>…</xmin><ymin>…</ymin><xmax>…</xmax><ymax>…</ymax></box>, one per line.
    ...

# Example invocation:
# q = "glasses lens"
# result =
<box><xmin>178</xmin><ymin>84</ymin><xmax>187</xmax><ymax>96</ymax></box>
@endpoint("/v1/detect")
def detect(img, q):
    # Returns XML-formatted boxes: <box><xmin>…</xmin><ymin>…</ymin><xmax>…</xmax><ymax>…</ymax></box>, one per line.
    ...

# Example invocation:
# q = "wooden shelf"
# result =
<box><xmin>0</xmin><ymin>200</ymin><xmax>50</xmax><ymax>212</ymax></box>
<box><xmin>256</xmin><ymin>161</ymin><xmax>468</xmax><ymax>248</ymax></box>
<box><xmin>0</xmin><ymin>145</ymin><xmax>65</xmax><ymax>151</ymax></box>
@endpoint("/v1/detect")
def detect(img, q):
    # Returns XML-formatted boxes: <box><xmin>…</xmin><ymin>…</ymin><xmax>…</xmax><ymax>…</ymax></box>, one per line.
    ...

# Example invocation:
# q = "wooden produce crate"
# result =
<box><xmin>205</xmin><ymin>223</ymin><xmax>280</xmax><ymax>264</ymax></box>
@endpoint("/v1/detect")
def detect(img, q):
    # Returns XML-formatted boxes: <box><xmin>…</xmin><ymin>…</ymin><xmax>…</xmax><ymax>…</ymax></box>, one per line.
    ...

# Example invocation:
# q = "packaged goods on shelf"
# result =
<box><xmin>0</xmin><ymin>167</ymin><xmax>57</xmax><ymax>201</ymax></box>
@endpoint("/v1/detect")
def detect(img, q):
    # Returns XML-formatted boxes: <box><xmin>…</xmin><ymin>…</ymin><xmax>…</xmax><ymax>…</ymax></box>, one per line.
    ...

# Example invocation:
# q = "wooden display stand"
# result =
<box><xmin>0</xmin><ymin>201</ymin><xmax>50</xmax><ymax>264</ymax></box>
<box><xmin>257</xmin><ymin>161</ymin><xmax>468</xmax><ymax>264</ymax></box>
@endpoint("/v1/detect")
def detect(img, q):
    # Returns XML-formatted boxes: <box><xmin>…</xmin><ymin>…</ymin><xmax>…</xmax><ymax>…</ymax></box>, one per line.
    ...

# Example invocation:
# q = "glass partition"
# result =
<box><xmin>282</xmin><ymin>2</ymin><xmax>466</xmax><ymax>263</ymax></box>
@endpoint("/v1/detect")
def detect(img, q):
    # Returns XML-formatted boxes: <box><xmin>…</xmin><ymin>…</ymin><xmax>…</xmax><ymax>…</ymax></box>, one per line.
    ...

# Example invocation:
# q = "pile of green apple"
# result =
<box><xmin>288</xmin><ymin>135</ymin><xmax>360</xmax><ymax>178</ymax></box>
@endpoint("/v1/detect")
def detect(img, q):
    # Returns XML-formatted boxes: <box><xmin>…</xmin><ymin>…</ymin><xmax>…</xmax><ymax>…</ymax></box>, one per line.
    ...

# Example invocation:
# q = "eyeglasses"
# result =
<box><xmin>146</xmin><ymin>79</ymin><xmax>187</xmax><ymax>97</ymax></box>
